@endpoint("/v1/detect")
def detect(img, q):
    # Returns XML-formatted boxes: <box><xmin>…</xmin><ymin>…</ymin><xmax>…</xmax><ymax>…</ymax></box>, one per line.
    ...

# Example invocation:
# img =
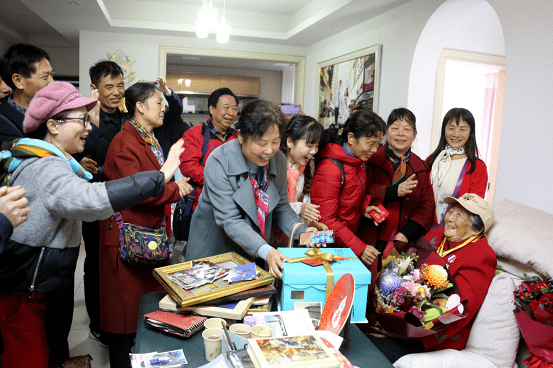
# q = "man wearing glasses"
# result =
<box><xmin>0</xmin><ymin>43</ymin><xmax>54</xmax><ymax>147</ymax></box>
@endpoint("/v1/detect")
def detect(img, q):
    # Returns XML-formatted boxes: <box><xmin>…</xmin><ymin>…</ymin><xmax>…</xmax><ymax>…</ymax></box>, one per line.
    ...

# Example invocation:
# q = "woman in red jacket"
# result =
<box><xmin>99</xmin><ymin>83</ymin><xmax>193</xmax><ymax>367</ymax></box>
<box><xmin>311</xmin><ymin>109</ymin><xmax>385</xmax><ymax>266</ymax></box>
<box><xmin>426</xmin><ymin>108</ymin><xmax>488</xmax><ymax>225</ymax></box>
<box><xmin>358</xmin><ymin>108</ymin><xmax>435</xmax><ymax>256</ymax></box>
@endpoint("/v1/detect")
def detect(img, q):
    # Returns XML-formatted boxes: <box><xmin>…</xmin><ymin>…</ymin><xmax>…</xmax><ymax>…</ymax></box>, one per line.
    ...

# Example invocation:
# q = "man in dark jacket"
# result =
<box><xmin>0</xmin><ymin>43</ymin><xmax>53</xmax><ymax>147</ymax></box>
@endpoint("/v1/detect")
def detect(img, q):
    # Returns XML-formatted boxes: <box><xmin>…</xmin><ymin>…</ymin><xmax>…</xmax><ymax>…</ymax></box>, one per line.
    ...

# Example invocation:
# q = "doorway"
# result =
<box><xmin>432</xmin><ymin>48</ymin><xmax>506</xmax><ymax>202</ymax></box>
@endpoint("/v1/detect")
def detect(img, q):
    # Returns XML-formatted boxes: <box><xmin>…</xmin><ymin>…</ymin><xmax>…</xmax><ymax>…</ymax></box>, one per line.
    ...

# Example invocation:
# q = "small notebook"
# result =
<box><xmin>144</xmin><ymin>310</ymin><xmax>206</xmax><ymax>338</ymax></box>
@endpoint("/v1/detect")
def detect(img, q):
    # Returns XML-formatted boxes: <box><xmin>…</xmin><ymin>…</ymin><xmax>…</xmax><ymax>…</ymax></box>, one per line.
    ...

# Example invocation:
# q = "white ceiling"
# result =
<box><xmin>2</xmin><ymin>0</ymin><xmax>410</xmax><ymax>48</ymax></box>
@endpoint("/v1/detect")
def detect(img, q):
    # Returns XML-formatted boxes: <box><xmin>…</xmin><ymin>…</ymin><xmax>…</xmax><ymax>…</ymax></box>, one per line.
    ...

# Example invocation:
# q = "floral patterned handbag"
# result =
<box><xmin>113</xmin><ymin>212</ymin><xmax>170</xmax><ymax>265</ymax></box>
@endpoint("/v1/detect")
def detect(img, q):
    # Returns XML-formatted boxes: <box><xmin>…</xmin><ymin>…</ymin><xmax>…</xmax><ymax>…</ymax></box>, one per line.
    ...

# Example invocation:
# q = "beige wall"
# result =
<box><xmin>166</xmin><ymin>64</ymin><xmax>283</xmax><ymax>105</ymax></box>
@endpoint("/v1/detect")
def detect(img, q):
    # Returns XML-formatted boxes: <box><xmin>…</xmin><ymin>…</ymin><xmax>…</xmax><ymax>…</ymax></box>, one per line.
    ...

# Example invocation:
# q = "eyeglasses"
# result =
<box><xmin>57</xmin><ymin>115</ymin><xmax>92</xmax><ymax>128</ymax></box>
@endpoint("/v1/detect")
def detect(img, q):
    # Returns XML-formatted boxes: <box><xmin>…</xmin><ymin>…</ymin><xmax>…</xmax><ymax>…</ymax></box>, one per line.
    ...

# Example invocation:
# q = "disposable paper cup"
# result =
<box><xmin>204</xmin><ymin>318</ymin><xmax>225</xmax><ymax>330</ymax></box>
<box><xmin>229</xmin><ymin>323</ymin><xmax>251</xmax><ymax>339</ymax></box>
<box><xmin>202</xmin><ymin>328</ymin><xmax>222</xmax><ymax>362</ymax></box>
<box><xmin>250</xmin><ymin>325</ymin><xmax>273</xmax><ymax>339</ymax></box>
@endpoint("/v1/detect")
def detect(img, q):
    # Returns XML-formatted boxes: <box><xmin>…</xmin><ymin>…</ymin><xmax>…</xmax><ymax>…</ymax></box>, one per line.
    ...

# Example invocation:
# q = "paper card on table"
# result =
<box><xmin>130</xmin><ymin>349</ymin><xmax>187</xmax><ymax>368</ymax></box>
<box><xmin>225</xmin><ymin>349</ymin><xmax>255</xmax><ymax>368</ymax></box>
<box><xmin>222</xmin><ymin>329</ymin><xmax>250</xmax><ymax>351</ymax></box>
<box><xmin>243</xmin><ymin>309</ymin><xmax>315</xmax><ymax>337</ymax></box>
<box><xmin>246</xmin><ymin>334</ymin><xmax>340</xmax><ymax>368</ymax></box>
<box><xmin>225</xmin><ymin>263</ymin><xmax>257</xmax><ymax>283</ymax></box>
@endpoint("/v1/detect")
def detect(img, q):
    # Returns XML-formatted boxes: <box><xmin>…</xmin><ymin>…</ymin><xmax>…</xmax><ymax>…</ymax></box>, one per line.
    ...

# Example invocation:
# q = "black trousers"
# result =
<box><xmin>45</xmin><ymin>275</ymin><xmax>75</xmax><ymax>364</ymax></box>
<box><xmin>83</xmin><ymin>220</ymin><xmax>101</xmax><ymax>332</ymax></box>
<box><xmin>335</xmin><ymin>107</ymin><xmax>339</xmax><ymax>124</ymax></box>
<box><xmin>104</xmin><ymin>332</ymin><xmax>135</xmax><ymax>368</ymax></box>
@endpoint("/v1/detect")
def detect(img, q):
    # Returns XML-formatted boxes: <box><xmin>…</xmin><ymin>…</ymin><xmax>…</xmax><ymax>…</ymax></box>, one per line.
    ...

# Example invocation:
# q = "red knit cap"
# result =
<box><xmin>24</xmin><ymin>82</ymin><xmax>98</xmax><ymax>134</ymax></box>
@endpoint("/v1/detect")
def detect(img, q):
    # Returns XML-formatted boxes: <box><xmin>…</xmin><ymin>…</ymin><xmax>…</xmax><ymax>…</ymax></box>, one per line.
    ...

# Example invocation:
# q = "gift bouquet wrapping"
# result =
<box><xmin>514</xmin><ymin>275</ymin><xmax>553</xmax><ymax>368</ymax></box>
<box><xmin>369</xmin><ymin>237</ymin><xmax>467</xmax><ymax>338</ymax></box>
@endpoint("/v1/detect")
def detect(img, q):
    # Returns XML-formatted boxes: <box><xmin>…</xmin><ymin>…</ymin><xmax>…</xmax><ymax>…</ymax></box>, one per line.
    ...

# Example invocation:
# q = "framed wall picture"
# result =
<box><xmin>153</xmin><ymin>252</ymin><xmax>275</xmax><ymax>307</ymax></box>
<box><xmin>317</xmin><ymin>44</ymin><xmax>381</xmax><ymax>127</ymax></box>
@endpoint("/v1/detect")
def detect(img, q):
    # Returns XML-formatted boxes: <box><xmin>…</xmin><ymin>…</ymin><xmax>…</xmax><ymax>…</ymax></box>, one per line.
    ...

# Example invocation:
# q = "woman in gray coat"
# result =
<box><xmin>187</xmin><ymin>99</ymin><xmax>315</xmax><ymax>278</ymax></box>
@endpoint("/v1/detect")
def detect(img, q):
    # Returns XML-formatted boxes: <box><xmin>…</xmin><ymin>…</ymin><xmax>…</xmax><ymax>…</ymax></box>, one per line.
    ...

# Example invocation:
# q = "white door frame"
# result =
<box><xmin>158</xmin><ymin>45</ymin><xmax>306</xmax><ymax>106</ymax></box>
<box><xmin>432</xmin><ymin>48</ymin><xmax>506</xmax><ymax>202</ymax></box>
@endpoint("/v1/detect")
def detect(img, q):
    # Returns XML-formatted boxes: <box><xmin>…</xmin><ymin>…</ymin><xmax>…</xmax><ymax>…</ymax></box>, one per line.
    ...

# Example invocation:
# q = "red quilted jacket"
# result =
<box><xmin>358</xmin><ymin>145</ymin><xmax>435</xmax><ymax>246</ymax></box>
<box><xmin>311</xmin><ymin>143</ymin><xmax>371</xmax><ymax>256</ymax></box>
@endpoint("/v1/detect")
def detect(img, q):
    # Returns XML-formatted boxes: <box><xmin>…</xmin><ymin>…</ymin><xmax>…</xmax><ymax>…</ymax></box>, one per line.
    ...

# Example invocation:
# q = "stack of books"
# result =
<box><xmin>158</xmin><ymin>283</ymin><xmax>277</xmax><ymax>320</ymax></box>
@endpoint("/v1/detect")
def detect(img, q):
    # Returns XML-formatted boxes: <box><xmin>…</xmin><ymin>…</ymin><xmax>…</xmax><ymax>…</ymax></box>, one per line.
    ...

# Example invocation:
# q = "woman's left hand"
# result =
<box><xmin>364</xmin><ymin>205</ymin><xmax>382</xmax><ymax>226</ymax></box>
<box><xmin>267</xmin><ymin>249</ymin><xmax>288</xmax><ymax>279</ymax></box>
<box><xmin>176</xmin><ymin>177</ymin><xmax>193</xmax><ymax>197</ymax></box>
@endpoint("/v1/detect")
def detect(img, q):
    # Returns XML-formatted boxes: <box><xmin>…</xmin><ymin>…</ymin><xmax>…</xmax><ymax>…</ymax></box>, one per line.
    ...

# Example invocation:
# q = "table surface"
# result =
<box><xmin>133</xmin><ymin>291</ymin><xmax>395</xmax><ymax>368</ymax></box>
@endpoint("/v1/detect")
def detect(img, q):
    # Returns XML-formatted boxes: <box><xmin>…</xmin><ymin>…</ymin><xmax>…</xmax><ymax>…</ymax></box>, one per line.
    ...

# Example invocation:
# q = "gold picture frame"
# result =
<box><xmin>153</xmin><ymin>252</ymin><xmax>275</xmax><ymax>307</ymax></box>
<box><xmin>317</xmin><ymin>44</ymin><xmax>381</xmax><ymax>128</ymax></box>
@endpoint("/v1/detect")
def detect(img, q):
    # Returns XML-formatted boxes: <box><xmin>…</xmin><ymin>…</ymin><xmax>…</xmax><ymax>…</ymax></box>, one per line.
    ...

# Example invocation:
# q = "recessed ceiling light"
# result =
<box><xmin>70</xmin><ymin>1</ymin><xmax>82</xmax><ymax>5</ymax></box>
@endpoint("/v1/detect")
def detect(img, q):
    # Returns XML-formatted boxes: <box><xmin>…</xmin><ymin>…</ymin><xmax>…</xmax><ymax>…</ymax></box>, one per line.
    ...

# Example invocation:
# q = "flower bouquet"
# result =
<box><xmin>369</xmin><ymin>237</ymin><xmax>467</xmax><ymax>338</ymax></box>
<box><xmin>514</xmin><ymin>275</ymin><xmax>553</xmax><ymax>368</ymax></box>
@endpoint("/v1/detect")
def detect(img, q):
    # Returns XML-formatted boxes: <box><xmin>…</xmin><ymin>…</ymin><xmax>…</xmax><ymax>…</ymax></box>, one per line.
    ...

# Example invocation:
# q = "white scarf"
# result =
<box><xmin>431</xmin><ymin>144</ymin><xmax>466</xmax><ymax>186</ymax></box>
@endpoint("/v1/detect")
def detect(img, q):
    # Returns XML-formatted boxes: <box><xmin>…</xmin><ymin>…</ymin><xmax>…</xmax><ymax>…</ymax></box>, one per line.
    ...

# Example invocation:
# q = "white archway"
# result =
<box><xmin>406</xmin><ymin>0</ymin><xmax>505</xmax><ymax>158</ymax></box>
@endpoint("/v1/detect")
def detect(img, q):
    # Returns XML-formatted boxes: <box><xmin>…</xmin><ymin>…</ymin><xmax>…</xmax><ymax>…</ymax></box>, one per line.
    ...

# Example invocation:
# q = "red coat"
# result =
<box><xmin>357</xmin><ymin>146</ymin><xmax>434</xmax><ymax>245</ymax></box>
<box><xmin>311</xmin><ymin>143</ymin><xmax>371</xmax><ymax>256</ymax></box>
<box><xmin>428</xmin><ymin>158</ymin><xmax>488</xmax><ymax>225</ymax></box>
<box><xmin>421</xmin><ymin>228</ymin><xmax>497</xmax><ymax>351</ymax></box>
<box><xmin>179</xmin><ymin>121</ymin><xmax>237</xmax><ymax>210</ymax></box>
<box><xmin>99</xmin><ymin>122</ymin><xmax>181</xmax><ymax>334</ymax></box>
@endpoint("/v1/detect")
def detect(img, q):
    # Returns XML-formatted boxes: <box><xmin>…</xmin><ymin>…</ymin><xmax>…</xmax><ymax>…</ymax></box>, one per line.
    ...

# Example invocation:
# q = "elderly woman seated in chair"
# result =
<box><xmin>370</xmin><ymin>193</ymin><xmax>496</xmax><ymax>363</ymax></box>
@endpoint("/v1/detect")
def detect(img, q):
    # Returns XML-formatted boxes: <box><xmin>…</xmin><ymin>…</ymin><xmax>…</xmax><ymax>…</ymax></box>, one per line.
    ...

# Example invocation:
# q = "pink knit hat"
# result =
<box><xmin>24</xmin><ymin>81</ymin><xmax>98</xmax><ymax>134</ymax></box>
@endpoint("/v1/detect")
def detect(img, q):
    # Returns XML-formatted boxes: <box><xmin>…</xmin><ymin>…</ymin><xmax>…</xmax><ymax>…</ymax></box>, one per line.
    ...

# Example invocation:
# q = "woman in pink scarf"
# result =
<box><xmin>273</xmin><ymin>115</ymin><xmax>327</xmax><ymax>246</ymax></box>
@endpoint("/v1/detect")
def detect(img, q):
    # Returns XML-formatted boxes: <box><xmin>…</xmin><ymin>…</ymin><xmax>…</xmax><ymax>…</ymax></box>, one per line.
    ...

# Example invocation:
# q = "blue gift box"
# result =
<box><xmin>278</xmin><ymin>248</ymin><xmax>371</xmax><ymax>322</ymax></box>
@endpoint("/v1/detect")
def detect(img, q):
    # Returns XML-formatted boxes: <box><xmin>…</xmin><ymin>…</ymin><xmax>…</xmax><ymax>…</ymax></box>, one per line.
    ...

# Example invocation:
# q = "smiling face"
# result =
<box><xmin>239</xmin><ymin>124</ymin><xmax>281</xmax><ymax>167</ymax></box>
<box><xmin>287</xmin><ymin>137</ymin><xmax>319</xmax><ymax>166</ymax></box>
<box><xmin>386</xmin><ymin>118</ymin><xmax>416</xmax><ymax>157</ymax></box>
<box><xmin>210</xmin><ymin>94</ymin><xmax>238</xmax><ymax>134</ymax></box>
<box><xmin>50</xmin><ymin>107</ymin><xmax>92</xmax><ymax>157</ymax></box>
<box><xmin>347</xmin><ymin>131</ymin><xmax>383</xmax><ymax>162</ymax></box>
<box><xmin>443</xmin><ymin>204</ymin><xmax>478</xmax><ymax>243</ymax></box>
<box><xmin>137</xmin><ymin>91</ymin><xmax>165</xmax><ymax>132</ymax></box>
<box><xmin>94</xmin><ymin>74</ymin><xmax>125</xmax><ymax>113</ymax></box>
<box><xmin>445</xmin><ymin>118</ymin><xmax>471</xmax><ymax>149</ymax></box>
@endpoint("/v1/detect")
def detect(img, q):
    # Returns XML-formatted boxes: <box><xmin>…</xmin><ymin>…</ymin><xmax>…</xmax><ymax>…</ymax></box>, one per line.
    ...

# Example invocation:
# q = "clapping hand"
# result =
<box><xmin>160</xmin><ymin>139</ymin><xmax>185</xmax><ymax>182</ymax></box>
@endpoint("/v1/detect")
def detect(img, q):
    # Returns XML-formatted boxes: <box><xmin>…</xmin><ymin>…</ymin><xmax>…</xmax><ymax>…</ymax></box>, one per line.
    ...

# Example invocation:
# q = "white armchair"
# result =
<box><xmin>395</xmin><ymin>199</ymin><xmax>553</xmax><ymax>368</ymax></box>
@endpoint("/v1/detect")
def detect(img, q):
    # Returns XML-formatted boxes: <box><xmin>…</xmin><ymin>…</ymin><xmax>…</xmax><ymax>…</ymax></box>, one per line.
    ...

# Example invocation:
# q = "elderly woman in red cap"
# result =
<box><xmin>0</xmin><ymin>82</ymin><xmax>183</xmax><ymax>368</ymax></box>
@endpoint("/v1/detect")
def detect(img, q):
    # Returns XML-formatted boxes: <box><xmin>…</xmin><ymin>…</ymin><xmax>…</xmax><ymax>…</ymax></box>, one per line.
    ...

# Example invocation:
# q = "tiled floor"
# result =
<box><xmin>69</xmin><ymin>242</ymin><xmax>110</xmax><ymax>368</ymax></box>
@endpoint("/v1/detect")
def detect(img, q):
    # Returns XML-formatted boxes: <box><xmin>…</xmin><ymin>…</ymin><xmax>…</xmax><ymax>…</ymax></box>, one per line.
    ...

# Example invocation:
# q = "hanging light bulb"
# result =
<box><xmin>216</xmin><ymin>17</ymin><xmax>230</xmax><ymax>43</ymax></box>
<box><xmin>216</xmin><ymin>0</ymin><xmax>230</xmax><ymax>43</ymax></box>
<box><xmin>196</xmin><ymin>20</ymin><xmax>209</xmax><ymax>38</ymax></box>
<box><xmin>196</xmin><ymin>0</ymin><xmax>210</xmax><ymax>38</ymax></box>
<box><xmin>206</xmin><ymin>0</ymin><xmax>218</xmax><ymax>30</ymax></box>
